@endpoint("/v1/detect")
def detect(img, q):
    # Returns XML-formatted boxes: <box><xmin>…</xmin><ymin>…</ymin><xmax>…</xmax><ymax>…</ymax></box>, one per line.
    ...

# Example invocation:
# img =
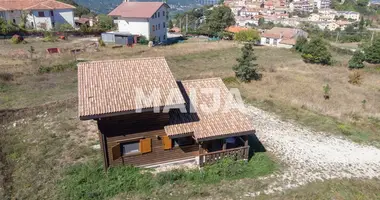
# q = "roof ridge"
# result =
<box><xmin>77</xmin><ymin>57</ymin><xmax>166</xmax><ymax>66</ymax></box>
<box><xmin>181</xmin><ymin>77</ymin><xmax>223</xmax><ymax>83</ymax></box>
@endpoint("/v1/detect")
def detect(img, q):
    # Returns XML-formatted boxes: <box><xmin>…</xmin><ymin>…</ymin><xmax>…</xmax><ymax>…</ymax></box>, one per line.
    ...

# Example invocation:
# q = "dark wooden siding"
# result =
<box><xmin>98</xmin><ymin>112</ymin><xmax>199</xmax><ymax>167</ymax></box>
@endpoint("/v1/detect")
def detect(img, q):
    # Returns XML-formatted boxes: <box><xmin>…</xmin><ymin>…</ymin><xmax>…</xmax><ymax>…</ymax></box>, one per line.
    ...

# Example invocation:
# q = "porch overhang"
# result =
<box><xmin>195</xmin><ymin>130</ymin><xmax>256</xmax><ymax>142</ymax></box>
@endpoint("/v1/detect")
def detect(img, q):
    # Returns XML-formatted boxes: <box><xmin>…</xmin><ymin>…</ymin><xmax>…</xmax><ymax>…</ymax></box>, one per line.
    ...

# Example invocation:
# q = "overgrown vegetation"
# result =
<box><xmin>60</xmin><ymin>154</ymin><xmax>277</xmax><ymax>200</ymax></box>
<box><xmin>348</xmin><ymin>51</ymin><xmax>365</xmax><ymax>69</ymax></box>
<box><xmin>233</xmin><ymin>43</ymin><xmax>261</xmax><ymax>82</ymax></box>
<box><xmin>233</xmin><ymin>29</ymin><xmax>260</xmax><ymax>42</ymax></box>
<box><xmin>364</xmin><ymin>38</ymin><xmax>380</xmax><ymax>64</ymax></box>
<box><xmin>38</xmin><ymin>61</ymin><xmax>78</xmax><ymax>74</ymax></box>
<box><xmin>348</xmin><ymin>70</ymin><xmax>363</xmax><ymax>85</ymax></box>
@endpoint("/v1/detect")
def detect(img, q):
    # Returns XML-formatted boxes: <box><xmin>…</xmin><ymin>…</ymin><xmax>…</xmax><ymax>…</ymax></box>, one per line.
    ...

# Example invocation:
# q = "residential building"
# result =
<box><xmin>0</xmin><ymin>0</ymin><xmax>75</xmax><ymax>30</ymax></box>
<box><xmin>289</xmin><ymin>1</ymin><xmax>314</xmax><ymax>12</ymax></box>
<box><xmin>313</xmin><ymin>0</ymin><xmax>331</xmax><ymax>9</ymax></box>
<box><xmin>313</xmin><ymin>21</ymin><xmax>339</xmax><ymax>31</ymax></box>
<box><xmin>260</xmin><ymin>27</ymin><xmax>308</xmax><ymax>48</ymax></box>
<box><xmin>78</xmin><ymin>57</ymin><xmax>255</xmax><ymax>169</ymax></box>
<box><xmin>336</xmin><ymin>11</ymin><xmax>360</xmax><ymax>21</ymax></box>
<box><xmin>109</xmin><ymin>1</ymin><xmax>169</xmax><ymax>43</ymax></box>
<box><xmin>308</xmin><ymin>13</ymin><xmax>320</xmax><ymax>21</ymax></box>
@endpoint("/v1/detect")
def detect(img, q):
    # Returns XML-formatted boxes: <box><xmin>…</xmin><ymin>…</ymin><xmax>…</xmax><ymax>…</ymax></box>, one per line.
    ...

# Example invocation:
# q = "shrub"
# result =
<box><xmin>98</xmin><ymin>38</ymin><xmax>105</xmax><ymax>47</ymax></box>
<box><xmin>43</xmin><ymin>32</ymin><xmax>58</xmax><ymax>42</ymax></box>
<box><xmin>323</xmin><ymin>84</ymin><xmax>331</xmax><ymax>99</ymax></box>
<box><xmin>301</xmin><ymin>37</ymin><xmax>332</xmax><ymax>65</ymax></box>
<box><xmin>138</xmin><ymin>36</ymin><xmax>149</xmax><ymax>45</ymax></box>
<box><xmin>11</xmin><ymin>34</ymin><xmax>24</xmax><ymax>44</ymax></box>
<box><xmin>348</xmin><ymin>70</ymin><xmax>362</xmax><ymax>85</ymax></box>
<box><xmin>294</xmin><ymin>36</ymin><xmax>307</xmax><ymax>52</ymax></box>
<box><xmin>0</xmin><ymin>73</ymin><xmax>14</xmax><ymax>81</ymax></box>
<box><xmin>222</xmin><ymin>76</ymin><xmax>239</xmax><ymax>84</ymax></box>
<box><xmin>38</xmin><ymin>61</ymin><xmax>78</xmax><ymax>74</ymax></box>
<box><xmin>348</xmin><ymin>51</ymin><xmax>365</xmax><ymax>69</ymax></box>
<box><xmin>233</xmin><ymin>29</ymin><xmax>260</xmax><ymax>42</ymax></box>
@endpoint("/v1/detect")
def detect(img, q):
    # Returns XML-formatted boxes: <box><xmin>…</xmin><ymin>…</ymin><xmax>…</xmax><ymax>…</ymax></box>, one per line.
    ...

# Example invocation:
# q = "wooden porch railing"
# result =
<box><xmin>199</xmin><ymin>146</ymin><xmax>249</xmax><ymax>167</ymax></box>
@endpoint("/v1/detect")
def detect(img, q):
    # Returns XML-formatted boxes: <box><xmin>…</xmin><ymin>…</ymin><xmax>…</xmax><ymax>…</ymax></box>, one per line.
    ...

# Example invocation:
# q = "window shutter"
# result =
<box><xmin>139</xmin><ymin>138</ymin><xmax>152</xmax><ymax>153</ymax></box>
<box><xmin>111</xmin><ymin>143</ymin><xmax>121</xmax><ymax>160</ymax></box>
<box><xmin>162</xmin><ymin>136</ymin><xmax>172</xmax><ymax>150</ymax></box>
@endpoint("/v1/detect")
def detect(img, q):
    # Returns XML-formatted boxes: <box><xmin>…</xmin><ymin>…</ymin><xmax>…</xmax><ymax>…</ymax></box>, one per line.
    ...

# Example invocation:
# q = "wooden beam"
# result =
<box><xmin>244</xmin><ymin>135</ymin><xmax>249</xmax><ymax>146</ymax></box>
<box><xmin>222</xmin><ymin>139</ymin><xmax>226</xmax><ymax>150</ymax></box>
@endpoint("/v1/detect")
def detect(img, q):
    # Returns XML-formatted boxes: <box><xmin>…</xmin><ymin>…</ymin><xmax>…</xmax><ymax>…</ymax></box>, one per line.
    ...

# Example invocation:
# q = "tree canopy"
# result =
<box><xmin>364</xmin><ymin>39</ymin><xmax>380</xmax><ymax>64</ymax></box>
<box><xmin>233</xmin><ymin>29</ymin><xmax>260</xmax><ymax>42</ymax></box>
<box><xmin>204</xmin><ymin>6</ymin><xmax>235</xmax><ymax>35</ymax></box>
<box><xmin>301</xmin><ymin>37</ymin><xmax>332</xmax><ymax>65</ymax></box>
<box><xmin>348</xmin><ymin>51</ymin><xmax>365</xmax><ymax>69</ymax></box>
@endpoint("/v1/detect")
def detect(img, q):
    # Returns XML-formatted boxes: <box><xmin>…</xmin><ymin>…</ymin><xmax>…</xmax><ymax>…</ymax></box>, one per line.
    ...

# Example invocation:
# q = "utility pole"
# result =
<box><xmin>370</xmin><ymin>31</ymin><xmax>374</xmax><ymax>46</ymax></box>
<box><xmin>185</xmin><ymin>14</ymin><xmax>188</xmax><ymax>33</ymax></box>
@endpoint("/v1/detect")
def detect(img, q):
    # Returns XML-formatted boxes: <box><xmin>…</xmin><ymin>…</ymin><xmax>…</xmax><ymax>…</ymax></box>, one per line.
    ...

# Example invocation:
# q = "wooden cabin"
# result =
<box><xmin>78</xmin><ymin>57</ymin><xmax>256</xmax><ymax>169</ymax></box>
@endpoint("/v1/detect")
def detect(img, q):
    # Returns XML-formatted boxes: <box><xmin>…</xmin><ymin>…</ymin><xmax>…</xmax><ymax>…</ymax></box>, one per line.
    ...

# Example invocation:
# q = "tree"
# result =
<box><xmin>168</xmin><ymin>19</ymin><xmax>174</xmax><ymax>29</ymax></box>
<box><xmin>359</xmin><ymin>16</ymin><xmax>365</xmax><ymax>31</ymax></box>
<box><xmin>57</xmin><ymin>23</ymin><xmax>74</xmax><ymax>32</ymax></box>
<box><xmin>301</xmin><ymin>37</ymin><xmax>332</xmax><ymax>65</ymax></box>
<box><xmin>233</xmin><ymin>29</ymin><xmax>260</xmax><ymax>42</ymax></box>
<box><xmin>365</xmin><ymin>38</ymin><xmax>380</xmax><ymax>64</ymax></box>
<box><xmin>97</xmin><ymin>14</ymin><xmax>114</xmax><ymax>31</ymax></box>
<box><xmin>258</xmin><ymin>18</ymin><xmax>265</xmax><ymax>26</ymax></box>
<box><xmin>204</xmin><ymin>6</ymin><xmax>235</xmax><ymax>35</ymax></box>
<box><xmin>233</xmin><ymin>43</ymin><xmax>261</xmax><ymax>82</ymax></box>
<box><xmin>348</xmin><ymin>51</ymin><xmax>365</xmax><ymax>69</ymax></box>
<box><xmin>294</xmin><ymin>36</ymin><xmax>308</xmax><ymax>52</ymax></box>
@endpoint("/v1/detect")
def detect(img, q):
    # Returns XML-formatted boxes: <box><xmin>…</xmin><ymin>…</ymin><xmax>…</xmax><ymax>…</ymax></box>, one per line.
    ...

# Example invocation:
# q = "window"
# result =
<box><xmin>158</xmin><ymin>36</ymin><xmax>161</xmax><ymax>42</ymax></box>
<box><xmin>174</xmin><ymin>136</ymin><xmax>195</xmax><ymax>147</ymax></box>
<box><xmin>12</xmin><ymin>19</ymin><xmax>16</xmax><ymax>24</ymax></box>
<box><xmin>163</xmin><ymin>22</ymin><xmax>165</xmax><ymax>28</ymax></box>
<box><xmin>163</xmin><ymin>11</ymin><xmax>165</xmax><ymax>16</ymax></box>
<box><xmin>38</xmin><ymin>11</ymin><xmax>45</xmax><ymax>17</ymax></box>
<box><xmin>121</xmin><ymin>141</ymin><xmax>140</xmax><ymax>155</ymax></box>
<box><xmin>154</xmin><ymin>13</ymin><xmax>157</xmax><ymax>18</ymax></box>
<box><xmin>155</xmin><ymin>24</ymin><xmax>157</xmax><ymax>30</ymax></box>
<box><xmin>31</xmin><ymin>22</ymin><xmax>34</xmax><ymax>27</ymax></box>
<box><xmin>158</xmin><ymin>23</ymin><xmax>160</xmax><ymax>30</ymax></box>
<box><xmin>163</xmin><ymin>35</ymin><xmax>166</xmax><ymax>40</ymax></box>
<box><xmin>158</xmin><ymin>12</ymin><xmax>160</xmax><ymax>18</ymax></box>
<box><xmin>273</xmin><ymin>39</ymin><xmax>277</xmax><ymax>44</ymax></box>
<box><xmin>265</xmin><ymin>38</ymin><xmax>270</xmax><ymax>44</ymax></box>
<box><xmin>152</xmin><ymin>25</ymin><xmax>155</xmax><ymax>31</ymax></box>
<box><xmin>50</xmin><ymin>10</ymin><xmax>54</xmax><ymax>16</ymax></box>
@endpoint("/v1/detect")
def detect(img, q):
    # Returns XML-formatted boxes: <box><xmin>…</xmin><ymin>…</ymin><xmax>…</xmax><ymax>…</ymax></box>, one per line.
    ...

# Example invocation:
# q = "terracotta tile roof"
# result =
<box><xmin>225</xmin><ymin>26</ymin><xmax>249</xmax><ymax>33</ymax></box>
<box><xmin>0</xmin><ymin>0</ymin><xmax>75</xmax><ymax>10</ymax></box>
<box><xmin>78</xmin><ymin>57</ymin><xmax>185</xmax><ymax>120</ymax></box>
<box><xmin>108</xmin><ymin>2</ymin><xmax>168</xmax><ymax>18</ymax></box>
<box><xmin>165</xmin><ymin>78</ymin><xmax>255</xmax><ymax>141</ymax></box>
<box><xmin>279</xmin><ymin>38</ymin><xmax>296</xmax><ymax>45</ymax></box>
<box><xmin>261</xmin><ymin>27</ymin><xmax>305</xmax><ymax>39</ymax></box>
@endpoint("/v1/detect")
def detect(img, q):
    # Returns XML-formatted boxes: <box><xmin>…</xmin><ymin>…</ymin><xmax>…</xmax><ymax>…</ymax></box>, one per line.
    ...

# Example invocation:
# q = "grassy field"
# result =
<box><xmin>1</xmin><ymin>38</ymin><xmax>380</xmax><ymax>199</ymax></box>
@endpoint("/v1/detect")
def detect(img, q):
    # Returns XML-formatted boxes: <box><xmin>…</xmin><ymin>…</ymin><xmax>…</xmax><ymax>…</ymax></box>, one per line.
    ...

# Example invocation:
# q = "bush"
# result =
<box><xmin>43</xmin><ymin>32</ymin><xmax>58</xmax><ymax>42</ymax></box>
<box><xmin>233</xmin><ymin>29</ymin><xmax>260</xmax><ymax>42</ymax></box>
<box><xmin>11</xmin><ymin>34</ymin><xmax>24</xmax><ymax>44</ymax></box>
<box><xmin>98</xmin><ymin>38</ymin><xmax>105</xmax><ymax>47</ymax></box>
<box><xmin>348</xmin><ymin>70</ymin><xmax>362</xmax><ymax>85</ymax></box>
<box><xmin>294</xmin><ymin>36</ymin><xmax>307</xmax><ymax>52</ymax></box>
<box><xmin>0</xmin><ymin>73</ymin><xmax>14</xmax><ymax>81</ymax></box>
<box><xmin>38</xmin><ymin>61</ymin><xmax>78</xmax><ymax>74</ymax></box>
<box><xmin>301</xmin><ymin>37</ymin><xmax>332</xmax><ymax>65</ymax></box>
<box><xmin>138</xmin><ymin>36</ymin><xmax>149</xmax><ymax>45</ymax></box>
<box><xmin>348</xmin><ymin>51</ymin><xmax>365</xmax><ymax>69</ymax></box>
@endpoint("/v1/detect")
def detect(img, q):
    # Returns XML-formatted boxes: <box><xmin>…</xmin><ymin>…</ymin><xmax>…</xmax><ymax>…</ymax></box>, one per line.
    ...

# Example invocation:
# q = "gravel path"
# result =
<box><xmin>244</xmin><ymin>105</ymin><xmax>380</xmax><ymax>197</ymax></box>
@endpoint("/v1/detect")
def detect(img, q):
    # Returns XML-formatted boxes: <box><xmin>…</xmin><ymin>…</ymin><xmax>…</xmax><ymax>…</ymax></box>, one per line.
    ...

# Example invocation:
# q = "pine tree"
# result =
<box><xmin>233</xmin><ymin>43</ymin><xmax>261</xmax><ymax>82</ymax></box>
<box><xmin>294</xmin><ymin>36</ymin><xmax>307</xmax><ymax>52</ymax></box>
<box><xmin>301</xmin><ymin>37</ymin><xmax>332</xmax><ymax>65</ymax></box>
<box><xmin>365</xmin><ymin>38</ymin><xmax>380</xmax><ymax>64</ymax></box>
<box><xmin>348</xmin><ymin>51</ymin><xmax>365</xmax><ymax>69</ymax></box>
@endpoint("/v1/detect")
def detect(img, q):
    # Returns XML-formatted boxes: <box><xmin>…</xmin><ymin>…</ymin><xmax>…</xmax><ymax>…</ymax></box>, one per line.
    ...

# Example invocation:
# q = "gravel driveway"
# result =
<box><xmin>244</xmin><ymin>105</ymin><xmax>380</xmax><ymax>196</ymax></box>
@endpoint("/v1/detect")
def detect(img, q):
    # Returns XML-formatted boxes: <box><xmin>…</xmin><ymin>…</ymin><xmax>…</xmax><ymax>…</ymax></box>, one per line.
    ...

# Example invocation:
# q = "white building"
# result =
<box><xmin>109</xmin><ymin>1</ymin><xmax>169</xmax><ymax>43</ymax></box>
<box><xmin>0</xmin><ymin>0</ymin><xmax>75</xmax><ymax>30</ymax></box>
<box><xmin>336</xmin><ymin>11</ymin><xmax>360</xmax><ymax>21</ymax></box>
<box><xmin>260</xmin><ymin>27</ymin><xmax>308</xmax><ymax>48</ymax></box>
<box><xmin>313</xmin><ymin>0</ymin><xmax>331</xmax><ymax>10</ymax></box>
<box><xmin>289</xmin><ymin>1</ymin><xmax>314</xmax><ymax>12</ymax></box>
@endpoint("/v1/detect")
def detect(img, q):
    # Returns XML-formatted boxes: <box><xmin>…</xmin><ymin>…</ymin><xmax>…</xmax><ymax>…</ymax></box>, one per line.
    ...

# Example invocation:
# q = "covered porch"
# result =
<box><xmin>198</xmin><ymin>135</ymin><xmax>250</xmax><ymax>166</ymax></box>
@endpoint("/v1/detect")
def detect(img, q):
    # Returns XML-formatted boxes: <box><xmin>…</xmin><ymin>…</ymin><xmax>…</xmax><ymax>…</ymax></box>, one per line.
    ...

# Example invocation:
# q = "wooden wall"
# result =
<box><xmin>98</xmin><ymin>112</ymin><xmax>199</xmax><ymax>167</ymax></box>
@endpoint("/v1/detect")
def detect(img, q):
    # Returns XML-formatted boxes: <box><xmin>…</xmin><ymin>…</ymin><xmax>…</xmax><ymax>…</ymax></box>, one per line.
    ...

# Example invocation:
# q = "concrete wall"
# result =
<box><xmin>260</xmin><ymin>37</ymin><xmax>280</xmax><ymax>46</ymax></box>
<box><xmin>32</xmin><ymin>10</ymin><xmax>53</xmax><ymax>30</ymax></box>
<box><xmin>116</xmin><ymin>18</ymin><xmax>150</xmax><ymax>38</ymax></box>
<box><xmin>148</xmin><ymin>5</ymin><xmax>168</xmax><ymax>42</ymax></box>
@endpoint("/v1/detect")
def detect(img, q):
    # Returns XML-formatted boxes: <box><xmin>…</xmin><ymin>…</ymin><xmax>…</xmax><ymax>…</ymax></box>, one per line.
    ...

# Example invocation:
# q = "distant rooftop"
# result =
<box><xmin>0</xmin><ymin>0</ymin><xmax>75</xmax><ymax>11</ymax></box>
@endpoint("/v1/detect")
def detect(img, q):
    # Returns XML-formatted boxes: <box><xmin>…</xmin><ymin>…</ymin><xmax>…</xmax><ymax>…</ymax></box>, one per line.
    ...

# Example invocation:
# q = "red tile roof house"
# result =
<box><xmin>260</xmin><ymin>27</ymin><xmax>308</xmax><ymax>49</ymax></box>
<box><xmin>78</xmin><ymin>57</ymin><xmax>256</xmax><ymax>169</ymax></box>
<box><xmin>108</xmin><ymin>1</ymin><xmax>169</xmax><ymax>44</ymax></box>
<box><xmin>0</xmin><ymin>0</ymin><xmax>75</xmax><ymax>30</ymax></box>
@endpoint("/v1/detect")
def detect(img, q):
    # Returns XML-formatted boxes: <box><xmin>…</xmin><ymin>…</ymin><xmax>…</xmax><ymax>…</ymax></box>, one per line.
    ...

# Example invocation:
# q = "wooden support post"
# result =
<box><xmin>244</xmin><ymin>135</ymin><xmax>249</xmax><ymax>146</ymax></box>
<box><xmin>222</xmin><ymin>139</ymin><xmax>226</xmax><ymax>150</ymax></box>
